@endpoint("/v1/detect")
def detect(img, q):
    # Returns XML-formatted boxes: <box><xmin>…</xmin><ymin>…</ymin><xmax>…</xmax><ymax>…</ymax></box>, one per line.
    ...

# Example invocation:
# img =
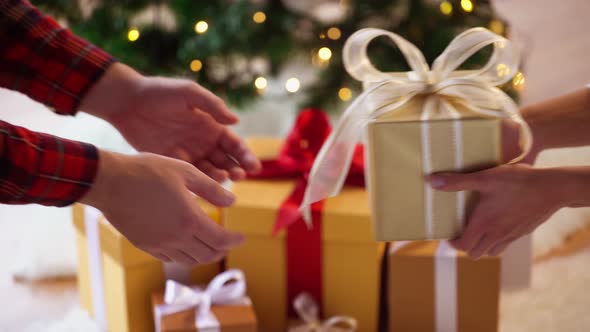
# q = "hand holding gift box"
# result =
<box><xmin>152</xmin><ymin>269</ymin><xmax>257</xmax><ymax>332</ymax></box>
<box><xmin>300</xmin><ymin>28</ymin><xmax>533</xmax><ymax>241</ymax></box>
<box><xmin>289</xmin><ymin>293</ymin><xmax>357</xmax><ymax>332</ymax></box>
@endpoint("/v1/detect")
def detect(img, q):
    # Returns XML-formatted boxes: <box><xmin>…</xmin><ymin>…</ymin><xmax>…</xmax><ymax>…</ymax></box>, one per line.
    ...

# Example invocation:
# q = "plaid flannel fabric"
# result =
<box><xmin>0</xmin><ymin>0</ymin><xmax>115</xmax><ymax>206</ymax></box>
<box><xmin>0</xmin><ymin>121</ymin><xmax>99</xmax><ymax>206</ymax></box>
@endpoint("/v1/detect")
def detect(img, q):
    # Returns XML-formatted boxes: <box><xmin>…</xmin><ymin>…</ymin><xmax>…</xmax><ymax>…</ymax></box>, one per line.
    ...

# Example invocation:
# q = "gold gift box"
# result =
<box><xmin>225</xmin><ymin>138</ymin><xmax>385</xmax><ymax>332</ymax></box>
<box><xmin>386</xmin><ymin>241</ymin><xmax>500</xmax><ymax>332</ymax></box>
<box><xmin>151</xmin><ymin>288</ymin><xmax>258</xmax><ymax>332</ymax></box>
<box><xmin>73</xmin><ymin>201</ymin><xmax>222</xmax><ymax>332</ymax></box>
<box><xmin>366</xmin><ymin>97</ymin><xmax>501</xmax><ymax>240</ymax></box>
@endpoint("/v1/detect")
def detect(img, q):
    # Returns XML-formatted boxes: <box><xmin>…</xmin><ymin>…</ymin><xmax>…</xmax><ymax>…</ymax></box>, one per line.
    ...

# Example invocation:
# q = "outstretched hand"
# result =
<box><xmin>82</xmin><ymin>63</ymin><xmax>261</xmax><ymax>182</ymax></box>
<box><xmin>81</xmin><ymin>151</ymin><xmax>244</xmax><ymax>265</ymax></box>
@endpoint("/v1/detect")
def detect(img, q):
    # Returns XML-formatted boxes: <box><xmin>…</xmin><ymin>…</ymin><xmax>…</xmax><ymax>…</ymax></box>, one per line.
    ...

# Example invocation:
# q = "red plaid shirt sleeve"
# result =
<box><xmin>0</xmin><ymin>0</ymin><xmax>115</xmax><ymax>115</ymax></box>
<box><xmin>0</xmin><ymin>0</ymin><xmax>114</xmax><ymax>206</ymax></box>
<box><xmin>0</xmin><ymin>121</ymin><xmax>99</xmax><ymax>206</ymax></box>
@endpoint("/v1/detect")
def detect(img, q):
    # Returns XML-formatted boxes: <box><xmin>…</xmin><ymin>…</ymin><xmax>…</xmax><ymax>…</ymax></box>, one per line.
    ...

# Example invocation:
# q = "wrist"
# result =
<box><xmin>539</xmin><ymin>166</ymin><xmax>590</xmax><ymax>209</ymax></box>
<box><xmin>79</xmin><ymin>149</ymin><xmax>126</xmax><ymax>210</ymax></box>
<box><xmin>519</xmin><ymin>104</ymin><xmax>546</xmax><ymax>158</ymax></box>
<box><xmin>80</xmin><ymin>63</ymin><xmax>144</xmax><ymax>121</ymax></box>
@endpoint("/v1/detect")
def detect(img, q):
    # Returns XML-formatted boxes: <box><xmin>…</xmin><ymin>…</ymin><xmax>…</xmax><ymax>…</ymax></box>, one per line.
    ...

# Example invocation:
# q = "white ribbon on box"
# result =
<box><xmin>153</xmin><ymin>269</ymin><xmax>251</xmax><ymax>332</ymax></box>
<box><xmin>289</xmin><ymin>292</ymin><xmax>358</xmax><ymax>332</ymax></box>
<box><xmin>390</xmin><ymin>241</ymin><xmax>459</xmax><ymax>332</ymax></box>
<box><xmin>84</xmin><ymin>206</ymin><xmax>107</xmax><ymax>331</ymax></box>
<box><xmin>299</xmin><ymin>28</ymin><xmax>533</xmax><ymax>236</ymax></box>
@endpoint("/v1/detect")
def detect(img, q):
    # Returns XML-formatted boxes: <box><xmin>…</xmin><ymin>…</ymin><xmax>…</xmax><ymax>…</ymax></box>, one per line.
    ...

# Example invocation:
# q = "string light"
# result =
<box><xmin>254</xmin><ymin>77</ymin><xmax>267</xmax><ymax>90</ymax></box>
<box><xmin>253</xmin><ymin>11</ymin><xmax>266</xmax><ymax>24</ymax></box>
<box><xmin>327</xmin><ymin>27</ymin><xmax>342</xmax><ymax>40</ymax></box>
<box><xmin>440</xmin><ymin>1</ymin><xmax>453</xmax><ymax>15</ymax></box>
<box><xmin>461</xmin><ymin>0</ymin><xmax>474</xmax><ymax>13</ymax></box>
<box><xmin>338</xmin><ymin>87</ymin><xmax>352</xmax><ymax>101</ymax></box>
<box><xmin>195</xmin><ymin>20</ymin><xmax>208</xmax><ymax>34</ymax></box>
<box><xmin>513</xmin><ymin>72</ymin><xmax>525</xmax><ymax>90</ymax></box>
<box><xmin>318</xmin><ymin>47</ymin><xmax>332</xmax><ymax>61</ymax></box>
<box><xmin>489</xmin><ymin>19</ymin><xmax>505</xmax><ymax>35</ymax></box>
<box><xmin>285</xmin><ymin>78</ymin><xmax>300</xmax><ymax>93</ymax></box>
<box><xmin>319</xmin><ymin>33</ymin><xmax>326</xmax><ymax>39</ymax></box>
<box><xmin>127</xmin><ymin>27</ymin><xmax>140</xmax><ymax>42</ymax></box>
<box><xmin>190</xmin><ymin>59</ymin><xmax>203</xmax><ymax>72</ymax></box>
<box><xmin>496</xmin><ymin>63</ymin><xmax>511</xmax><ymax>78</ymax></box>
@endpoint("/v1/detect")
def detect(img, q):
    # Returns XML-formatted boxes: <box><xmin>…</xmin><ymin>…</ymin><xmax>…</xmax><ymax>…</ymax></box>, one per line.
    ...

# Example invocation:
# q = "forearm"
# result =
<box><xmin>0</xmin><ymin>0</ymin><xmax>114</xmax><ymax>115</ymax></box>
<box><xmin>549</xmin><ymin>166</ymin><xmax>590</xmax><ymax>208</ymax></box>
<box><xmin>523</xmin><ymin>87</ymin><xmax>590</xmax><ymax>153</ymax></box>
<box><xmin>79</xmin><ymin>63</ymin><xmax>143</xmax><ymax>121</ymax></box>
<box><xmin>0</xmin><ymin>120</ymin><xmax>98</xmax><ymax>206</ymax></box>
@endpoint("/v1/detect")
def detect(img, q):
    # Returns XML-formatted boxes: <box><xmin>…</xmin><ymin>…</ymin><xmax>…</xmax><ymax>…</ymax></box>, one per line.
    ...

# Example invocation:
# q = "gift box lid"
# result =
<box><xmin>389</xmin><ymin>241</ymin><xmax>499</xmax><ymax>262</ymax></box>
<box><xmin>72</xmin><ymin>200</ymin><xmax>220</xmax><ymax>267</ymax></box>
<box><xmin>226</xmin><ymin>138</ymin><xmax>373</xmax><ymax>243</ymax></box>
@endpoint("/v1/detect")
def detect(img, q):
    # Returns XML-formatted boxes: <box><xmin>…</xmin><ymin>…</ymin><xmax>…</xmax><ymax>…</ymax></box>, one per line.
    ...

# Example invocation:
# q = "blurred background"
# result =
<box><xmin>0</xmin><ymin>0</ymin><xmax>589</xmax><ymax>331</ymax></box>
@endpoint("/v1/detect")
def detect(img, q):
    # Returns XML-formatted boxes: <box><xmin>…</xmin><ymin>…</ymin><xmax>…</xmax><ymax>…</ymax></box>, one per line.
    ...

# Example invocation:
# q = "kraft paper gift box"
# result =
<box><xmin>300</xmin><ymin>28</ymin><xmax>532</xmax><ymax>243</ymax></box>
<box><xmin>151</xmin><ymin>270</ymin><xmax>257</xmax><ymax>332</ymax></box>
<box><xmin>386</xmin><ymin>241</ymin><xmax>500</xmax><ymax>332</ymax></box>
<box><xmin>224</xmin><ymin>137</ymin><xmax>385</xmax><ymax>332</ymax></box>
<box><xmin>73</xmin><ymin>201</ymin><xmax>222</xmax><ymax>332</ymax></box>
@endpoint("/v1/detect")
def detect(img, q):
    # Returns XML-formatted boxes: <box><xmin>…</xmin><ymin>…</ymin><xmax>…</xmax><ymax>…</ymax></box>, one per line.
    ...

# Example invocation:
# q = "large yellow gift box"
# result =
<box><xmin>386</xmin><ymin>241</ymin><xmax>500</xmax><ymax>332</ymax></box>
<box><xmin>225</xmin><ymin>138</ymin><xmax>385</xmax><ymax>332</ymax></box>
<box><xmin>72</xmin><ymin>202</ymin><xmax>222</xmax><ymax>332</ymax></box>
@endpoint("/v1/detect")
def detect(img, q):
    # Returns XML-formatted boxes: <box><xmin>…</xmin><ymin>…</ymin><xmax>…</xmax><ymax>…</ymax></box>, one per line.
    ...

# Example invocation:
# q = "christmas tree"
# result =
<box><xmin>35</xmin><ymin>0</ymin><xmax>522</xmax><ymax>109</ymax></box>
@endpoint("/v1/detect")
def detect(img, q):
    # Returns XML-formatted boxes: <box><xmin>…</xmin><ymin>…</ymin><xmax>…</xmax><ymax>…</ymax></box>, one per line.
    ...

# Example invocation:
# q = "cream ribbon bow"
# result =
<box><xmin>289</xmin><ymin>293</ymin><xmax>358</xmax><ymax>332</ymax></box>
<box><xmin>299</xmin><ymin>27</ymin><xmax>532</xmax><ymax>224</ymax></box>
<box><xmin>154</xmin><ymin>269</ymin><xmax>249</xmax><ymax>332</ymax></box>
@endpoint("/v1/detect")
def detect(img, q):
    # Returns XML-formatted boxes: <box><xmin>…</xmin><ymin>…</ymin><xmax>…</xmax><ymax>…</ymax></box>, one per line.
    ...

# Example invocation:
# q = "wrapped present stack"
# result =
<box><xmin>72</xmin><ymin>27</ymin><xmax>531</xmax><ymax>332</ymax></box>
<box><xmin>224</xmin><ymin>112</ymin><xmax>385</xmax><ymax>331</ymax></box>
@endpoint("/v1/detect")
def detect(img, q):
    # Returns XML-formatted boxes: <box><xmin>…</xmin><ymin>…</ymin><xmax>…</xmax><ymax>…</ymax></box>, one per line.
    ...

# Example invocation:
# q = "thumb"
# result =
<box><xmin>186</xmin><ymin>168</ymin><xmax>235</xmax><ymax>207</ymax></box>
<box><xmin>427</xmin><ymin>172</ymin><xmax>487</xmax><ymax>192</ymax></box>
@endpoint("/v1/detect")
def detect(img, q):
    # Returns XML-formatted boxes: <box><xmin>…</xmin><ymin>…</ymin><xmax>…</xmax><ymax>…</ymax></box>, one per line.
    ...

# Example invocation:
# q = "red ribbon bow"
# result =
<box><xmin>249</xmin><ymin>108</ymin><xmax>365</xmax><ymax>316</ymax></box>
<box><xmin>253</xmin><ymin>108</ymin><xmax>365</xmax><ymax>234</ymax></box>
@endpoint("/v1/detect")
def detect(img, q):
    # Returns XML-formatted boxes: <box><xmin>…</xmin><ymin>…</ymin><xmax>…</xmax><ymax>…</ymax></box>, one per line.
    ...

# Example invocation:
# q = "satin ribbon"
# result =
<box><xmin>154</xmin><ymin>269</ymin><xmax>250</xmax><ymax>332</ymax></box>
<box><xmin>84</xmin><ymin>206</ymin><xmax>107</xmax><ymax>331</ymax></box>
<box><xmin>390</xmin><ymin>241</ymin><xmax>458</xmax><ymax>332</ymax></box>
<box><xmin>249</xmin><ymin>109</ymin><xmax>365</xmax><ymax>314</ymax></box>
<box><xmin>300</xmin><ymin>27</ymin><xmax>533</xmax><ymax>225</ymax></box>
<box><xmin>288</xmin><ymin>293</ymin><xmax>358</xmax><ymax>332</ymax></box>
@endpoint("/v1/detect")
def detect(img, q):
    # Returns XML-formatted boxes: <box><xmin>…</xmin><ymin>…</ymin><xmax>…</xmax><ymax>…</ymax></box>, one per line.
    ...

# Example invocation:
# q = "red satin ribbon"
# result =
<box><xmin>249</xmin><ymin>109</ymin><xmax>365</xmax><ymax>317</ymax></box>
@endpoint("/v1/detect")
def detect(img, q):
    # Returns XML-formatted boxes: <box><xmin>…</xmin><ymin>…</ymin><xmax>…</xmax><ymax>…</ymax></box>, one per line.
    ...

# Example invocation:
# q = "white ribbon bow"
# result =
<box><xmin>289</xmin><ymin>293</ymin><xmax>358</xmax><ymax>332</ymax></box>
<box><xmin>299</xmin><ymin>27</ymin><xmax>532</xmax><ymax>224</ymax></box>
<box><xmin>154</xmin><ymin>269</ymin><xmax>249</xmax><ymax>332</ymax></box>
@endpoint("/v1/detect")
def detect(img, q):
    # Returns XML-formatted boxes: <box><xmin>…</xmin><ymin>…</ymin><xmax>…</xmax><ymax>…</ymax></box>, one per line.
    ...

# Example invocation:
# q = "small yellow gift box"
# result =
<box><xmin>386</xmin><ymin>241</ymin><xmax>500</xmax><ymax>332</ymax></box>
<box><xmin>225</xmin><ymin>137</ymin><xmax>384</xmax><ymax>332</ymax></box>
<box><xmin>72</xmin><ymin>201</ymin><xmax>222</xmax><ymax>332</ymax></box>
